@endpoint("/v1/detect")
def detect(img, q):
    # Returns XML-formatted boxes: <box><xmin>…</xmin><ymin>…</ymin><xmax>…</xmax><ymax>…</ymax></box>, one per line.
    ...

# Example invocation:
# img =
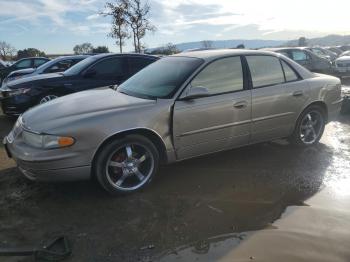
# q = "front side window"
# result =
<box><xmin>191</xmin><ymin>56</ymin><xmax>243</xmax><ymax>95</ymax></box>
<box><xmin>281</xmin><ymin>60</ymin><xmax>299</xmax><ymax>82</ymax></box>
<box><xmin>33</xmin><ymin>59</ymin><xmax>48</xmax><ymax>67</ymax></box>
<box><xmin>91</xmin><ymin>57</ymin><xmax>124</xmax><ymax>77</ymax></box>
<box><xmin>15</xmin><ymin>59</ymin><xmax>31</xmax><ymax>69</ymax></box>
<box><xmin>246</xmin><ymin>56</ymin><xmax>284</xmax><ymax>88</ymax></box>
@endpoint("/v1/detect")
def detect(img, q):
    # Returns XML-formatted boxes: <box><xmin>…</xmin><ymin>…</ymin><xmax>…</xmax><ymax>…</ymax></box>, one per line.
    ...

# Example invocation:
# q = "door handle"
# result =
<box><xmin>63</xmin><ymin>83</ymin><xmax>73</xmax><ymax>87</ymax></box>
<box><xmin>292</xmin><ymin>91</ymin><xmax>303</xmax><ymax>97</ymax></box>
<box><xmin>233</xmin><ymin>101</ymin><xmax>248</xmax><ymax>109</ymax></box>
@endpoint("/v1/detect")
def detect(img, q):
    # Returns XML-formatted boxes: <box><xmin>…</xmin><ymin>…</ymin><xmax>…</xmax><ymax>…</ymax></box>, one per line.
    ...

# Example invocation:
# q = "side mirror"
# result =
<box><xmin>83</xmin><ymin>68</ymin><xmax>96</xmax><ymax>78</ymax></box>
<box><xmin>181</xmin><ymin>86</ymin><xmax>210</xmax><ymax>100</ymax></box>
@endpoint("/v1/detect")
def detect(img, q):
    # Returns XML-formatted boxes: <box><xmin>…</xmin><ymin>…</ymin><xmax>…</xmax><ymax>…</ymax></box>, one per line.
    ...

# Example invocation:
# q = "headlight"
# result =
<box><xmin>8</xmin><ymin>88</ymin><xmax>31</xmax><ymax>97</ymax></box>
<box><xmin>22</xmin><ymin>130</ymin><xmax>75</xmax><ymax>149</ymax></box>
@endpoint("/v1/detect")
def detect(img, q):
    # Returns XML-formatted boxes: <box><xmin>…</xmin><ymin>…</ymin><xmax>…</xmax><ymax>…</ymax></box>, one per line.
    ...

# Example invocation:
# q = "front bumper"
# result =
<box><xmin>0</xmin><ymin>93</ymin><xmax>35</xmax><ymax>116</ymax></box>
<box><xmin>3</xmin><ymin>136</ymin><xmax>91</xmax><ymax>182</ymax></box>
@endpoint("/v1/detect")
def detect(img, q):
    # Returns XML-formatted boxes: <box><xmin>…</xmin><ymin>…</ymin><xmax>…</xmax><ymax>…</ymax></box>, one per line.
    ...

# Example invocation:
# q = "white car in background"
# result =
<box><xmin>334</xmin><ymin>55</ymin><xmax>350</xmax><ymax>78</ymax></box>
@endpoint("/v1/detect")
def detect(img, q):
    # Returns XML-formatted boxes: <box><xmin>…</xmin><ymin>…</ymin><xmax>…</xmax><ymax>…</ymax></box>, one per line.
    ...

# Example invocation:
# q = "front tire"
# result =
<box><xmin>289</xmin><ymin>105</ymin><xmax>326</xmax><ymax>146</ymax></box>
<box><xmin>39</xmin><ymin>94</ymin><xmax>59</xmax><ymax>104</ymax></box>
<box><xmin>93</xmin><ymin>135</ymin><xmax>159</xmax><ymax>195</ymax></box>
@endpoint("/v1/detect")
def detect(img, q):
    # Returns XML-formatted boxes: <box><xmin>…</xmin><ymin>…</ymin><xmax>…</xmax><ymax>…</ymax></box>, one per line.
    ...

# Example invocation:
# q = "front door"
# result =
<box><xmin>173</xmin><ymin>56</ymin><xmax>251</xmax><ymax>160</ymax></box>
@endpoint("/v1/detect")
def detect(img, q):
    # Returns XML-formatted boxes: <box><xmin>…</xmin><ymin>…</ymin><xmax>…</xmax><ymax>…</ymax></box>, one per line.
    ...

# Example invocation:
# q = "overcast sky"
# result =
<box><xmin>0</xmin><ymin>0</ymin><xmax>350</xmax><ymax>54</ymax></box>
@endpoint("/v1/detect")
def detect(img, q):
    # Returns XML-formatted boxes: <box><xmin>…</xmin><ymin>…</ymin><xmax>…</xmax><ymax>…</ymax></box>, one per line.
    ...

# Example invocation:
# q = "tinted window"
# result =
<box><xmin>281</xmin><ymin>60</ymin><xmax>299</xmax><ymax>82</ymax></box>
<box><xmin>291</xmin><ymin>50</ymin><xmax>307</xmax><ymax>61</ymax></box>
<box><xmin>64</xmin><ymin>56</ymin><xmax>97</xmax><ymax>76</ymax></box>
<box><xmin>247</xmin><ymin>56</ymin><xmax>284</xmax><ymax>88</ymax></box>
<box><xmin>91</xmin><ymin>57</ymin><xmax>124</xmax><ymax>76</ymax></box>
<box><xmin>128</xmin><ymin>57</ymin><xmax>155</xmax><ymax>75</ymax></box>
<box><xmin>15</xmin><ymin>59</ymin><xmax>31</xmax><ymax>69</ymax></box>
<box><xmin>33</xmin><ymin>59</ymin><xmax>48</xmax><ymax>67</ymax></box>
<box><xmin>119</xmin><ymin>57</ymin><xmax>203</xmax><ymax>99</ymax></box>
<box><xmin>191</xmin><ymin>56</ymin><xmax>243</xmax><ymax>95</ymax></box>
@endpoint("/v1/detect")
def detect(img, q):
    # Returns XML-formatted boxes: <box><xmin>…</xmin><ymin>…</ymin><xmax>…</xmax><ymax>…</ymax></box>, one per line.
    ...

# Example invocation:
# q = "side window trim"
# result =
<box><xmin>184</xmin><ymin>55</ymin><xmax>247</xmax><ymax>98</ymax></box>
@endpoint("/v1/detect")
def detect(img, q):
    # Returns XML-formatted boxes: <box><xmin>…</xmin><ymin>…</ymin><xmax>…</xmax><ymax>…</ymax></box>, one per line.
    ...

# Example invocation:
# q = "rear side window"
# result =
<box><xmin>128</xmin><ymin>57</ymin><xmax>155</xmax><ymax>76</ymax></box>
<box><xmin>191</xmin><ymin>56</ymin><xmax>243</xmax><ymax>95</ymax></box>
<box><xmin>281</xmin><ymin>60</ymin><xmax>299</xmax><ymax>82</ymax></box>
<box><xmin>246</xmin><ymin>56</ymin><xmax>284</xmax><ymax>88</ymax></box>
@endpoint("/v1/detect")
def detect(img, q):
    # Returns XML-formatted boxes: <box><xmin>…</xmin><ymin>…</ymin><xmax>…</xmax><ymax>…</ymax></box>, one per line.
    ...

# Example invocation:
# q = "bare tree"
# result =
<box><xmin>101</xmin><ymin>0</ymin><xmax>129</xmax><ymax>53</ymax></box>
<box><xmin>0</xmin><ymin>41</ymin><xmax>16</xmax><ymax>60</ymax></box>
<box><xmin>73</xmin><ymin>43</ymin><xmax>94</xmax><ymax>54</ymax></box>
<box><xmin>201</xmin><ymin>40</ymin><xmax>213</xmax><ymax>49</ymax></box>
<box><xmin>127</xmin><ymin>0</ymin><xmax>156</xmax><ymax>53</ymax></box>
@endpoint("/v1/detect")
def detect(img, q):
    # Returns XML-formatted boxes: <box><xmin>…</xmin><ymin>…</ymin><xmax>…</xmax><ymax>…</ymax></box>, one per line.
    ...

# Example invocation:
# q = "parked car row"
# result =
<box><xmin>0</xmin><ymin>53</ymin><xmax>158</xmax><ymax>116</ymax></box>
<box><xmin>2</xmin><ymin>49</ymin><xmax>342</xmax><ymax>194</ymax></box>
<box><xmin>0</xmin><ymin>57</ymin><xmax>50</xmax><ymax>84</ymax></box>
<box><xmin>263</xmin><ymin>45</ymin><xmax>350</xmax><ymax>78</ymax></box>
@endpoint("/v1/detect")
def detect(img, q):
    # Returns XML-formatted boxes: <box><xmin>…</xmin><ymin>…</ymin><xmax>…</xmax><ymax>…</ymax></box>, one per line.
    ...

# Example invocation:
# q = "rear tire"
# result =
<box><xmin>93</xmin><ymin>135</ymin><xmax>159</xmax><ymax>195</ymax></box>
<box><xmin>289</xmin><ymin>105</ymin><xmax>326</xmax><ymax>146</ymax></box>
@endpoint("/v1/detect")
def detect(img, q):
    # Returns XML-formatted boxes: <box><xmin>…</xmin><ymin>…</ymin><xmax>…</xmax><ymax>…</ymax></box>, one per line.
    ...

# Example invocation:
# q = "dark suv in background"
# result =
<box><xmin>0</xmin><ymin>53</ymin><xmax>159</xmax><ymax>116</ymax></box>
<box><xmin>0</xmin><ymin>57</ymin><xmax>49</xmax><ymax>84</ymax></box>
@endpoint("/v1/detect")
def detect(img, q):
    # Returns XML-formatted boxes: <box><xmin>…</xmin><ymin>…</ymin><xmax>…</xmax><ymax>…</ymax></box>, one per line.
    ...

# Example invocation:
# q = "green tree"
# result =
<box><xmin>102</xmin><ymin>0</ymin><xmax>129</xmax><ymax>53</ymax></box>
<box><xmin>73</xmin><ymin>43</ymin><xmax>94</xmax><ymax>54</ymax></box>
<box><xmin>92</xmin><ymin>46</ymin><xmax>110</xmax><ymax>53</ymax></box>
<box><xmin>17</xmin><ymin>48</ymin><xmax>46</xmax><ymax>59</ymax></box>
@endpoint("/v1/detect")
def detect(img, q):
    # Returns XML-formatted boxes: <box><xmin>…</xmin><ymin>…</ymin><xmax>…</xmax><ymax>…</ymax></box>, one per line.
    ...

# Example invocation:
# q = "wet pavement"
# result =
<box><xmin>0</xmin><ymin>87</ymin><xmax>350</xmax><ymax>261</ymax></box>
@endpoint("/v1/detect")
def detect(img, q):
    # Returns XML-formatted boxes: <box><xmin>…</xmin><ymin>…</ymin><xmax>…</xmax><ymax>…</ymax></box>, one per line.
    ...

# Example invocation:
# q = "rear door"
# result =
<box><xmin>247</xmin><ymin>55</ymin><xmax>307</xmax><ymax>142</ymax></box>
<box><xmin>173</xmin><ymin>56</ymin><xmax>251</xmax><ymax>160</ymax></box>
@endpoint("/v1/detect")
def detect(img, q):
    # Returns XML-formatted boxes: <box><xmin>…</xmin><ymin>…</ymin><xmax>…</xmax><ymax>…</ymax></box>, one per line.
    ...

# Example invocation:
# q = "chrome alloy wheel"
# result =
<box><xmin>106</xmin><ymin>143</ymin><xmax>154</xmax><ymax>191</ymax></box>
<box><xmin>299</xmin><ymin>110</ymin><xmax>324</xmax><ymax>145</ymax></box>
<box><xmin>39</xmin><ymin>95</ymin><xmax>58</xmax><ymax>104</ymax></box>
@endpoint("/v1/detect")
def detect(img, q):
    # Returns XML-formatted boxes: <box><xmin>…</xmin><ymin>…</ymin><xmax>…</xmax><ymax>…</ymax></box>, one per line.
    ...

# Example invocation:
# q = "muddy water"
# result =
<box><xmin>158</xmin><ymin>116</ymin><xmax>350</xmax><ymax>262</ymax></box>
<box><xmin>0</xmin><ymin>116</ymin><xmax>349</xmax><ymax>261</ymax></box>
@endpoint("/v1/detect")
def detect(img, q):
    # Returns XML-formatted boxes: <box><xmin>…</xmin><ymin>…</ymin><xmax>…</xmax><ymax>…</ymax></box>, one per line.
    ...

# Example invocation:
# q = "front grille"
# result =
<box><xmin>337</xmin><ymin>62</ymin><xmax>350</xmax><ymax>68</ymax></box>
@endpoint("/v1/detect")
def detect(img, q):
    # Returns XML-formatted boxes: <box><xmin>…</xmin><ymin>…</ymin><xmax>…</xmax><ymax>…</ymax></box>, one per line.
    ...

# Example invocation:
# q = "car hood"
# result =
<box><xmin>22</xmin><ymin>88</ymin><xmax>156</xmax><ymax>131</ymax></box>
<box><xmin>6</xmin><ymin>72</ymin><xmax>63</xmax><ymax>88</ymax></box>
<box><xmin>9</xmin><ymin>68</ymin><xmax>36</xmax><ymax>76</ymax></box>
<box><xmin>336</xmin><ymin>56</ymin><xmax>350</xmax><ymax>62</ymax></box>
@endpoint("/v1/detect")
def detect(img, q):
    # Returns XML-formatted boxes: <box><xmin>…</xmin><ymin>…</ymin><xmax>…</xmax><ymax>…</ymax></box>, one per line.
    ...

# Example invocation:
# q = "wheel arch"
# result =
<box><xmin>91</xmin><ymin>128</ymin><xmax>168</xmax><ymax>175</ymax></box>
<box><xmin>301</xmin><ymin>101</ymin><xmax>328</xmax><ymax>122</ymax></box>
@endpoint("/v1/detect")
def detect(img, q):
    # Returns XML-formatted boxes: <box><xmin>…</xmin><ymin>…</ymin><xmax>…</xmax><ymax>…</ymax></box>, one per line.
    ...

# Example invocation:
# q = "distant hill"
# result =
<box><xmin>148</xmin><ymin>39</ymin><xmax>286</xmax><ymax>52</ymax></box>
<box><xmin>284</xmin><ymin>34</ymin><xmax>350</xmax><ymax>47</ymax></box>
<box><xmin>148</xmin><ymin>35</ymin><xmax>350</xmax><ymax>53</ymax></box>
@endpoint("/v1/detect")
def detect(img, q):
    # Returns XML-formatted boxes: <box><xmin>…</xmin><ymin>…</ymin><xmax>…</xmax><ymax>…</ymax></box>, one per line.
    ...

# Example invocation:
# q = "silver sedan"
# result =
<box><xmin>3</xmin><ymin>50</ymin><xmax>343</xmax><ymax>194</ymax></box>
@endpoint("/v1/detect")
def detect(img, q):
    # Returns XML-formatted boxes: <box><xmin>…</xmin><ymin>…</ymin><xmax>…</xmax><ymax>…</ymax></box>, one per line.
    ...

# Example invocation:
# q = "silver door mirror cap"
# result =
<box><xmin>181</xmin><ymin>86</ymin><xmax>210</xmax><ymax>100</ymax></box>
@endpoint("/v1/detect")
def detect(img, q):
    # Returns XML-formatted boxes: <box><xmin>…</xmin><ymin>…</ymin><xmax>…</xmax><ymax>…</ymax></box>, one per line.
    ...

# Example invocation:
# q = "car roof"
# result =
<box><xmin>53</xmin><ymin>55</ymin><xmax>90</xmax><ymax>61</ymax></box>
<box><xmin>172</xmin><ymin>49</ymin><xmax>281</xmax><ymax>61</ymax></box>
<box><xmin>174</xmin><ymin>48</ymin><xmax>314</xmax><ymax>79</ymax></box>
<box><xmin>91</xmin><ymin>53</ymin><xmax>159</xmax><ymax>60</ymax></box>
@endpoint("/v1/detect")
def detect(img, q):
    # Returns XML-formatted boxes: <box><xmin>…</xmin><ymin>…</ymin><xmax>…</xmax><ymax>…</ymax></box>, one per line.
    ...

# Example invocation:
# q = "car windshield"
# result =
<box><xmin>63</xmin><ymin>56</ymin><xmax>96</xmax><ymax>76</ymax></box>
<box><xmin>118</xmin><ymin>56</ymin><xmax>203</xmax><ymax>99</ymax></box>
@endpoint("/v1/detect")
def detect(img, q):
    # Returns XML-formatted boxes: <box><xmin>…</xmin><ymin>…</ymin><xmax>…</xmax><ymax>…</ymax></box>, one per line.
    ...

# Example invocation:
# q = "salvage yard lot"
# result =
<box><xmin>0</xmin><ymin>81</ymin><xmax>350</xmax><ymax>261</ymax></box>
